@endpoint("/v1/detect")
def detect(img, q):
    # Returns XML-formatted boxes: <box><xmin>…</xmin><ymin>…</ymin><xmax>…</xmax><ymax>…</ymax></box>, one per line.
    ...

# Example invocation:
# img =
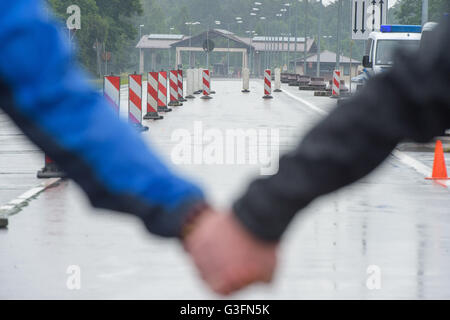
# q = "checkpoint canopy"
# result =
<box><xmin>136</xmin><ymin>29</ymin><xmax>317</xmax><ymax>76</ymax></box>
<box><xmin>170</xmin><ymin>29</ymin><xmax>252</xmax><ymax>71</ymax></box>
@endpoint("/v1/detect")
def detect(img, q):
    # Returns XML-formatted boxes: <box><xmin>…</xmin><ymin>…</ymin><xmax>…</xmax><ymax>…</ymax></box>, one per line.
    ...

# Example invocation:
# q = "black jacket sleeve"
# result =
<box><xmin>233</xmin><ymin>17</ymin><xmax>450</xmax><ymax>243</ymax></box>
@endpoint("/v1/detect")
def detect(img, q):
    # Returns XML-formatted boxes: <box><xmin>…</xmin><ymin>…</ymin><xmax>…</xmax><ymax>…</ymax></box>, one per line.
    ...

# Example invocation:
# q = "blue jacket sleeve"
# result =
<box><xmin>0</xmin><ymin>0</ymin><xmax>205</xmax><ymax>238</ymax></box>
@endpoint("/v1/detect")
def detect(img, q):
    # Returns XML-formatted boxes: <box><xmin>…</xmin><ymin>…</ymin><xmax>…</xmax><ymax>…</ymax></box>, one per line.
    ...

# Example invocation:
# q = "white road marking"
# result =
<box><xmin>0</xmin><ymin>178</ymin><xmax>62</xmax><ymax>219</ymax></box>
<box><xmin>280</xmin><ymin>85</ymin><xmax>436</xmax><ymax>180</ymax></box>
<box><xmin>281</xmin><ymin>89</ymin><xmax>328</xmax><ymax>116</ymax></box>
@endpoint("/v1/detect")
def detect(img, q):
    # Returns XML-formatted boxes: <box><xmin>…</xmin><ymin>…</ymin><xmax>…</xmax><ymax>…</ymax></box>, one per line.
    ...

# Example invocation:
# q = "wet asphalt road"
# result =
<box><xmin>1</xmin><ymin>80</ymin><xmax>450</xmax><ymax>299</ymax></box>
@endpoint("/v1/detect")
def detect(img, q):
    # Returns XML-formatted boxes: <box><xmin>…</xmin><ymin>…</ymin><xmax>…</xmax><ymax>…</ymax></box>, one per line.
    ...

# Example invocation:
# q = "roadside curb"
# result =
<box><xmin>0</xmin><ymin>178</ymin><xmax>63</xmax><ymax>228</ymax></box>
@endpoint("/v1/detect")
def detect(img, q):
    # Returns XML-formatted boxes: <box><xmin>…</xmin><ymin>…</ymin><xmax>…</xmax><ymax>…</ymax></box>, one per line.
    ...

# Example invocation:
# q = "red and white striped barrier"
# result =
<box><xmin>37</xmin><ymin>155</ymin><xmax>66</xmax><ymax>179</ymax></box>
<box><xmin>196</xmin><ymin>68</ymin><xmax>203</xmax><ymax>94</ymax></box>
<box><xmin>262</xmin><ymin>69</ymin><xmax>273</xmax><ymax>99</ymax></box>
<box><xmin>168</xmin><ymin>70</ymin><xmax>182</xmax><ymax>107</ymax></box>
<box><xmin>144</xmin><ymin>72</ymin><xmax>164</xmax><ymax>120</ymax></box>
<box><xmin>104</xmin><ymin>75</ymin><xmax>121</xmax><ymax>113</ymax></box>
<box><xmin>128</xmin><ymin>74</ymin><xmax>150</xmax><ymax>131</ymax></box>
<box><xmin>200</xmin><ymin>69</ymin><xmax>212</xmax><ymax>100</ymax></box>
<box><xmin>157</xmin><ymin>71</ymin><xmax>172</xmax><ymax>112</ymax></box>
<box><xmin>178</xmin><ymin>69</ymin><xmax>187</xmax><ymax>102</ymax></box>
<box><xmin>332</xmin><ymin>70</ymin><xmax>341</xmax><ymax>98</ymax></box>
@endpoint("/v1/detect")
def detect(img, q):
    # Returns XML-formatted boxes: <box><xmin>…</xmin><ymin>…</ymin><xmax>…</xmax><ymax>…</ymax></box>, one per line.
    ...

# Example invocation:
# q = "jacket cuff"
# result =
<box><xmin>232</xmin><ymin>199</ymin><xmax>285</xmax><ymax>243</ymax></box>
<box><xmin>140</xmin><ymin>193</ymin><xmax>207</xmax><ymax>238</ymax></box>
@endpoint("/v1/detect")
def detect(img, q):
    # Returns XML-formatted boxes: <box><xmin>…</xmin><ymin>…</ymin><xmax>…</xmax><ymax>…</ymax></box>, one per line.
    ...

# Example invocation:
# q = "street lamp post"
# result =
<box><xmin>317</xmin><ymin>0</ymin><xmax>322</xmax><ymax>77</ymax></box>
<box><xmin>303</xmin><ymin>0</ymin><xmax>308</xmax><ymax>76</ymax></box>
<box><xmin>169</xmin><ymin>27</ymin><xmax>174</xmax><ymax>70</ymax></box>
<box><xmin>276</xmin><ymin>13</ymin><xmax>283</xmax><ymax>68</ymax></box>
<box><xmin>185</xmin><ymin>21</ymin><xmax>201</xmax><ymax>68</ymax></box>
<box><xmin>139</xmin><ymin>24</ymin><xmax>144</xmax><ymax>72</ymax></box>
<box><xmin>280</xmin><ymin>8</ymin><xmax>288</xmax><ymax>71</ymax></box>
<box><xmin>284</xmin><ymin>3</ymin><xmax>291</xmax><ymax>73</ymax></box>
<box><xmin>422</xmin><ymin>0</ymin><xmax>429</xmax><ymax>25</ymax></box>
<box><xmin>260</xmin><ymin>16</ymin><xmax>267</xmax><ymax>69</ymax></box>
<box><xmin>336</xmin><ymin>0</ymin><xmax>342</xmax><ymax>70</ymax></box>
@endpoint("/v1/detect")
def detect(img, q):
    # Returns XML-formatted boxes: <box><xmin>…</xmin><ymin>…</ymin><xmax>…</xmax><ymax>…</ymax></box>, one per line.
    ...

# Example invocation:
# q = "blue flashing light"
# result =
<box><xmin>380</xmin><ymin>25</ymin><xmax>422</xmax><ymax>33</ymax></box>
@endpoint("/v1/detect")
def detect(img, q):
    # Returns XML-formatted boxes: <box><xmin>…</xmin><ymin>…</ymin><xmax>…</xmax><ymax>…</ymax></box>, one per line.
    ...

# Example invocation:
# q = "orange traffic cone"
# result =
<box><xmin>426</xmin><ymin>140</ymin><xmax>450</xmax><ymax>180</ymax></box>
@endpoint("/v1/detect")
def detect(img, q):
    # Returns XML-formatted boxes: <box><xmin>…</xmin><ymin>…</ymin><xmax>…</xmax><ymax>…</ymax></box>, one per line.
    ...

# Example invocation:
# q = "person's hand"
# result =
<box><xmin>184</xmin><ymin>211</ymin><xmax>278</xmax><ymax>295</ymax></box>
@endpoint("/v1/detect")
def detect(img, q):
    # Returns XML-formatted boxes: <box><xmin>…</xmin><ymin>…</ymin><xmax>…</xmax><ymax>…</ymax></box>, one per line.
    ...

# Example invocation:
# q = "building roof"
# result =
<box><xmin>136</xmin><ymin>34</ymin><xmax>187</xmax><ymax>49</ymax></box>
<box><xmin>136</xmin><ymin>30</ymin><xmax>317</xmax><ymax>54</ymax></box>
<box><xmin>237</xmin><ymin>37</ymin><xmax>316</xmax><ymax>53</ymax></box>
<box><xmin>170</xmin><ymin>29</ymin><xmax>252</xmax><ymax>49</ymax></box>
<box><xmin>292</xmin><ymin>50</ymin><xmax>360</xmax><ymax>64</ymax></box>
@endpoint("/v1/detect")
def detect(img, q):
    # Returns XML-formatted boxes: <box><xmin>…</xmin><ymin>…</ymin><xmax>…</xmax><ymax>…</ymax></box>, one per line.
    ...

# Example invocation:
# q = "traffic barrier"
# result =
<box><xmin>196</xmin><ymin>68</ymin><xmax>203</xmax><ymax>94</ymax></box>
<box><xmin>157</xmin><ymin>71</ymin><xmax>172</xmax><ymax>112</ymax></box>
<box><xmin>128</xmin><ymin>74</ymin><xmax>151</xmax><ymax>131</ymax></box>
<box><xmin>274</xmin><ymin>68</ymin><xmax>282</xmax><ymax>92</ymax></box>
<box><xmin>288</xmin><ymin>73</ymin><xmax>298</xmax><ymax>86</ymax></box>
<box><xmin>297</xmin><ymin>75</ymin><xmax>311</xmax><ymax>87</ymax></box>
<box><xmin>281</xmin><ymin>73</ymin><xmax>290</xmax><ymax>84</ymax></box>
<box><xmin>168</xmin><ymin>70</ymin><xmax>182</xmax><ymax>107</ymax></box>
<box><xmin>300</xmin><ymin>77</ymin><xmax>326</xmax><ymax>91</ymax></box>
<box><xmin>242</xmin><ymin>67</ymin><xmax>250</xmax><ymax>93</ymax></box>
<box><xmin>103</xmin><ymin>75</ymin><xmax>120</xmax><ymax>114</ymax></box>
<box><xmin>262</xmin><ymin>69</ymin><xmax>273</xmax><ymax>99</ymax></box>
<box><xmin>314</xmin><ymin>91</ymin><xmax>331</xmax><ymax>97</ymax></box>
<box><xmin>426</xmin><ymin>140</ymin><xmax>450</xmax><ymax>180</ymax></box>
<box><xmin>200</xmin><ymin>69</ymin><xmax>212</xmax><ymax>100</ymax></box>
<box><xmin>37</xmin><ymin>155</ymin><xmax>66</xmax><ymax>179</ymax></box>
<box><xmin>185</xmin><ymin>69</ymin><xmax>196</xmax><ymax>99</ymax></box>
<box><xmin>193</xmin><ymin>68</ymin><xmax>200</xmax><ymax>94</ymax></box>
<box><xmin>210</xmin><ymin>72</ymin><xmax>216</xmax><ymax>94</ymax></box>
<box><xmin>144</xmin><ymin>72</ymin><xmax>165</xmax><ymax>120</ymax></box>
<box><xmin>339</xmin><ymin>80</ymin><xmax>349</xmax><ymax>94</ymax></box>
<box><xmin>178</xmin><ymin>69</ymin><xmax>187</xmax><ymax>102</ymax></box>
<box><xmin>332</xmin><ymin>70</ymin><xmax>341</xmax><ymax>98</ymax></box>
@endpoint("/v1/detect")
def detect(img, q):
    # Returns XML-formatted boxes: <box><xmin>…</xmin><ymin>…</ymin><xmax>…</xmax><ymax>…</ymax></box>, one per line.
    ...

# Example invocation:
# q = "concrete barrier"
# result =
<box><xmin>242</xmin><ymin>67</ymin><xmax>250</xmax><ymax>93</ymax></box>
<box><xmin>185</xmin><ymin>69</ymin><xmax>195</xmax><ymax>99</ymax></box>
<box><xmin>274</xmin><ymin>68</ymin><xmax>282</xmax><ymax>92</ymax></box>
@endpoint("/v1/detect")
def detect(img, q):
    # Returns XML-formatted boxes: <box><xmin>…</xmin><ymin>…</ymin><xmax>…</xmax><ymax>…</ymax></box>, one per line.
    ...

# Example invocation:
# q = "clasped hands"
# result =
<box><xmin>184</xmin><ymin>209</ymin><xmax>278</xmax><ymax>295</ymax></box>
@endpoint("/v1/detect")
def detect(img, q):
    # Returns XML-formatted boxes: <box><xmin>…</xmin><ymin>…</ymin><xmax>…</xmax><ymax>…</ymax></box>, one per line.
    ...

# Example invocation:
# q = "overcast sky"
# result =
<box><xmin>323</xmin><ymin>0</ymin><xmax>398</xmax><ymax>8</ymax></box>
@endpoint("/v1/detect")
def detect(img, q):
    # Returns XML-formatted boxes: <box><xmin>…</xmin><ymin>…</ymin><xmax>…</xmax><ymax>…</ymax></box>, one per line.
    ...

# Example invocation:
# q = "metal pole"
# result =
<box><xmin>189</xmin><ymin>24</ymin><xmax>192</xmax><ymax>68</ymax></box>
<box><xmin>228</xmin><ymin>24</ymin><xmax>230</xmax><ymax>77</ymax></box>
<box><xmin>317</xmin><ymin>0</ymin><xmax>322</xmax><ymax>77</ymax></box>
<box><xmin>350</xmin><ymin>40</ymin><xmax>353</xmax><ymax>94</ymax></box>
<box><xmin>336</xmin><ymin>0</ymin><xmax>342</xmax><ymax>70</ymax></box>
<box><xmin>206</xmin><ymin>27</ymin><xmax>209</xmax><ymax>69</ymax></box>
<box><xmin>287</xmin><ymin>7</ymin><xmax>291</xmax><ymax>72</ymax></box>
<box><xmin>303</xmin><ymin>0</ymin><xmax>308</xmax><ymax>75</ymax></box>
<box><xmin>294</xmin><ymin>2</ymin><xmax>298</xmax><ymax>73</ymax></box>
<box><xmin>422</xmin><ymin>0</ymin><xmax>429</xmax><ymax>25</ymax></box>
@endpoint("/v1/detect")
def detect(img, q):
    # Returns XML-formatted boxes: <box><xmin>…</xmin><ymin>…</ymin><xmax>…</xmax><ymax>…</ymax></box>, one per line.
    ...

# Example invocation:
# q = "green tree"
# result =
<box><xmin>48</xmin><ymin>0</ymin><xmax>142</xmax><ymax>76</ymax></box>
<box><xmin>393</xmin><ymin>0</ymin><xmax>450</xmax><ymax>25</ymax></box>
